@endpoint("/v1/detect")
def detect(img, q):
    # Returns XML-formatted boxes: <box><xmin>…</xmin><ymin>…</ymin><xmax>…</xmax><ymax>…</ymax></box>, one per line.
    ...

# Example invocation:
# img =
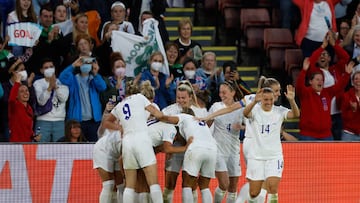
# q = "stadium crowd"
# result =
<box><xmin>0</xmin><ymin>0</ymin><xmax>360</xmax><ymax>202</ymax></box>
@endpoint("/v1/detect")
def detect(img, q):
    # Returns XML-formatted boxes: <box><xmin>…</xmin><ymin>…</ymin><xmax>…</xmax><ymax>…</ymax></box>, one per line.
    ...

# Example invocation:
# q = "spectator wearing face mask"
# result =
<box><xmin>33</xmin><ymin>58</ymin><xmax>69</xmax><ymax>142</ymax></box>
<box><xmin>59</xmin><ymin>53</ymin><xmax>106</xmax><ymax>142</ymax></box>
<box><xmin>100</xmin><ymin>52</ymin><xmax>128</xmax><ymax>110</ymax></box>
<box><xmin>0</xmin><ymin>58</ymin><xmax>36</xmax><ymax>142</ymax></box>
<box><xmin>174</xmin><ymin>57</ymin><xmax>207</xmax><ymax>92</ymax></box>
<box><xmin>139</xmin><ymin>51</ymin><xmax>173</xmax><ymax>109</ymax></box>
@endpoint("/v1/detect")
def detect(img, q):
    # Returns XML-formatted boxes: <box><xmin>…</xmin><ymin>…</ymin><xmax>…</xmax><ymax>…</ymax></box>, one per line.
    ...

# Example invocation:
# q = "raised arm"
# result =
<box><xmin>243</xmin><ymin>89</ymin><xmax>261</xmax><ymax>118</ymax></box>
<box><xmin>284</xmin><ymin>85</ymin><xmax>300</xmax><ymax>119</ymax></box>
<box><xmin>200</xmin><ymin>100</ymin><xmax>243</xmax><ymax>121</ymax></box>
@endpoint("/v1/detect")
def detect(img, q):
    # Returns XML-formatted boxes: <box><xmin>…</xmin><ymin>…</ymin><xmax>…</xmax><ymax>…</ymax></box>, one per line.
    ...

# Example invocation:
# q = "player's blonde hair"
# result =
<box><xmin>140</xmin><ymin>80</ymin><xmax>155</xmax><ymax>100</ymax></box>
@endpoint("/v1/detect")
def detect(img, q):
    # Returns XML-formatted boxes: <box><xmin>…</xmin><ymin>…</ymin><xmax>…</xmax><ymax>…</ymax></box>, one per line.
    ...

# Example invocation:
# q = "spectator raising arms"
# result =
<box><xmin>296</xmin><ymin>58</ymin><xmax>353</xmax><ymax>140</ymax></box>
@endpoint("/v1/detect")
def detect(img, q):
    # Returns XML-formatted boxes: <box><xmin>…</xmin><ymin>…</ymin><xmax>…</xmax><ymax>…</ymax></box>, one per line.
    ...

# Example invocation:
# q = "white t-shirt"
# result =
<box><xmin>306</xmin><ymin>1</ymin><xmax>332</xmax><ymax>42</ymax></box>
<box><xmin>111</xmin><ymin>93</ymin><xmax>151</xmax><ymax>136</ymax></box>
<box><xmin>176</xmin><ymin>113</ymin><xmax>217</xmax><ymax>150</ymax></box>
<box><xmin>209</xmin><ymin>101</ymin><xmax>243</xmax><ymax>156</ymax></box>
<box><xmin>247</xmin><ymin>105</ymin><xmax>289</xmax><ymax>160</ymax></box>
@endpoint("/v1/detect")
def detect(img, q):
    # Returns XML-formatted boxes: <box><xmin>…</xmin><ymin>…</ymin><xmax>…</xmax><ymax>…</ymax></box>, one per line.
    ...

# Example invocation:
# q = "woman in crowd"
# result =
<box><xmin>139</xmin><ymin>51</ymin><xmax>173</xmax><ymax>109</ymax></box>
<box><xmin>33</xmin><ymin>58</ymin><xmax>69</xmax><ymax>142</ymax></box>
<box><xmin>102</xmin><ymin>80</ymin><xmax>164</xmax><ymax>203</ymax></box>
<box><xmin>6</xmin><ymin>0</ymin><xmax>37</xmax><ymax>59</ymax></box>
<box><xmin>57</xmin><ymin>120</ymin><xmax>86</xmax><ymax>142</ymax></box>
<box><xmin>100</xmin><ymin>1</ymin><xmax>135</xmax><ymax>40</ymax></box>
<box><xmin>59</xmin><ymin>34</ymin><xmax>106</xmax><ymax>142</ymax></box>
<box><xmin>100</xmin><ymin>52</ymin><xmax>127</xmax><ymax>108</ymax></box>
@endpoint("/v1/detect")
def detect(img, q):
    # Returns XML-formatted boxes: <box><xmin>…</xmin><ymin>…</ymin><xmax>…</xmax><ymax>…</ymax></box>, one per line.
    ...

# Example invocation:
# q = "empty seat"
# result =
<box><xmin>240</xmin><ymin>8</ymin><xmax>271</xmax><ymax>49</ymax></box>
<box><xmin>285</xmin><ymin>48</ymin><xmax>303</xmax><ymax>74</ymax></box>
<box><xmin>219</xmin><ymin>0</ymin><xmax>243</xmax><ymax>29</ymax></box>
<box><xmin>263</xmin><ymin>28</ymin><xmax>297</xmax><ymax>70</ymax></box>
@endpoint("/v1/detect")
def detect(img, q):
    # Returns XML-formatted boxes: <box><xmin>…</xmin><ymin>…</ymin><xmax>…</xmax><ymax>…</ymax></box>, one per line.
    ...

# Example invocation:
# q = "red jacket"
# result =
<box><xmin>8</xmin><ymin>82</ymin><xmax>34</xmax><ymax>142</ymax></box>
<box><xmin>296</xmin><ymin>69</ymin><xmax>350</xmax><ymax>138</ymax></box>
<box><xmin>339</xmin><ymin>88</ymin><xmax>360</xmax><ymax>134</ymax></box>
<box><xmin>292</xmin><ymin>0</ymin><xmax>340</xmax><ymax>46</ymax></box>
<box><xmin>309</xmin><ymin>44</ymin><xmax>349</xmax><ymax>82</ymax></box>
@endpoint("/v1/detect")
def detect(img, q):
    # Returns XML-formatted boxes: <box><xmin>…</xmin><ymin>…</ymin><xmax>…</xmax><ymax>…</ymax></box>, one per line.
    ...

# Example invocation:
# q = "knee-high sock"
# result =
<box><xmin>163</xmin><ymin>188</ymin><xmax>174</xmax><ymax>203</ymax></box>
<box><xmin>100</xmin><ymin>180</ymin><xmax>114</xmax><ymax>203</ymax></box>
<box><xmin>138</xmin><ymin>192</ymin><xmax>151</xmax><ymax>203</ymax></box>
<box><xmin>214</xmin><ymin>187</ymin><xmax>226</xmax><ymax>203</ymax></box>
<box><xmin>123</xmin><ymin>188</ymin><xmax>136</xmax><ymax>203</ymax></box>
<box><xmin>182</xmin><ymin>187</ymin><xmax>193</xmax><ymax>203</ymax></box>
<box><xmin>201</xmin><ymin>188</ymin><xmax>212</xmax><ymax>203</ymax></box>
<box><xmin>226</xmin><ymin>192</ymin><xmax>237</xmax><ymax>203</ymax></box>
<box><xmin>149</xmin><ymin>184</ymin><xmax>163</xmax><ymax>203</ymax></box>
<box><xmin>235</xmin><ymin>182</ymin><xmax>249</xmax><ymax>203</ymax></box>
<box><xmin>116</xmin><ymin>184</ymin><xmax>124</xmax><ymax>203</ymax></box>
<box><xmin>193</xmin><ymin>189</ymin><xmax>198</xmax><ymax>203</ymax></box>
<box><xmin>267</xmin><ymin>193</ymin><xmax>278</xmax><ymax>203</ymax></box>
<box><xmin>258</xmin><ymin>188</ymin><xmax>267</xmax><ymax>203</ymax></box>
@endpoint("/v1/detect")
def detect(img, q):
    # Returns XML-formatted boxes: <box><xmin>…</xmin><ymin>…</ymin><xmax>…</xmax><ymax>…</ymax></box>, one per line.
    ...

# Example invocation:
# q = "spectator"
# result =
<box><xmin>308</xmin><ymin>32</ymin><xmax>350</xmax><ymax>140</ymax></box>
<box><xmin>8</xmin><ymin>71</ymin><xmax>38</xmax><ymax>142</ymax></box>
<box><xmin>6</xmin><ymin>0</ymin><xmax>37</xmax><ymax>58</ymax></box>
<box><xmin>165</xmin><ymin>42</ymin><xmax>183</xmax><ymax>79</ymax></box>
<box><xmin>223</xmin><ymin>61</ymin><xmax>252</xmax><ymax>96</ymax></box>
<box><xmin>53</xmin><ymin>12</ymin><xmax>91</xmax><ymax>70</ymax></box>
<box><xmin>139</xmin><ymin>51</ymin><xmax>173</xmax><ymax>109</ymax></box>
<box><xmin>174</xmin><ymin>57</ymin><xmax>207</xmax><ymax>92</ymax></box>
<box><xmin>0</xmin><ymin>58</ymin><xmax>36</xmax><ymax>142</ymax></box>
<box><xmin>296</xmin><ymin>58</ymin><xmax>353</xmax><ymax>141</ymax></box>
<box><xmin>174</xmin><ymin>17</ymin><xmax>202</xmax><ymax>64</ymax></box>
<box><xmin>0</xmin><ymin>36</ymin><xmax>14</xmax><ymax>82</ymax></box>
<box><xmin>52</xmin><ymin>3</ymin><xmax>78</xmax><ymax>36</ymax></box>
<box><xmin>338</xmin><ymin>70</ymin><xmax>360</xmax><ymax>141</ymax></box>
<box><xmin>293</xmin><ymin>0</ymin><xmax>338</xmax><ymax>57</ymax></box>
<box><xmin>335</xmin><ymin>0</ymin><xmax>352</xmax><ymax>26</ymax></box>
<box><xmin>337</xmin><ymin>19</ymin><xmax>351</xmax><ymax>46</ymax></box>
<box><xmin>100</xmin><ymin>52</ymin><xmax>127</xmax><ymax>108</ymax></box>
<box><xmin>196</xmin><ymin>51</ymin><xmax>224</xmax><ymax>104</ymax></box>
<box><xmin>33</xmin><ymin>58</ymin><xmax>69</xmax><ymax>142</ymax></box>
<box><xmin>100</xmin><ymin>1</ymin><xmax>135</xmax><ymax>40</ymax></box>
<box><xmin>59</xmin><ymin>34</ymin><xmax>107</xmax><ymax>142</ymax></box>
<box><xmin>26</xmin><ymin>5</ymin><xmax>62</xmax><ymax>75</ymax></box>
<box><xmin>343</xmin><ymin>25</ymin><xmax>360</xmax><ymax>66</ymax></box>
<box><xmin>57</xmin><ymin>119</ymin><xmax>87</xmax><ymax>142</ymax></box>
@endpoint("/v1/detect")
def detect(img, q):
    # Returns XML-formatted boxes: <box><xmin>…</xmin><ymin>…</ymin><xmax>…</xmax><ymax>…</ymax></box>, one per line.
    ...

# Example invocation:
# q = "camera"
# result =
<box><xmin>82</xmin><ymin>57</ymin><xmax>96</xmax><ymax>64</ymax></box>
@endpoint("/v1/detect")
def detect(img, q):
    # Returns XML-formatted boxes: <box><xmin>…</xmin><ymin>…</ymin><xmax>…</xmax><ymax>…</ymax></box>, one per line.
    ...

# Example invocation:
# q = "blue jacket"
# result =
<box><xmin>140</xmin><ymin>69</ymin><xmax>170</xmax><ymax>109</ymax></box>
<box><xmin>59</xmin><ymin>65</ymin><xmax>106</xmax><ymax>122</ymax></box>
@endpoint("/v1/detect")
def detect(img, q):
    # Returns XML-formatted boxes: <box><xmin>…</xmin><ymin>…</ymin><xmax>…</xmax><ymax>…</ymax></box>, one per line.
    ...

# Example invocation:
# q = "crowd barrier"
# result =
<box><xmin>0</xmin><ymin>143</ymin><xmax>360</xmax><ymax>203</ymax></box>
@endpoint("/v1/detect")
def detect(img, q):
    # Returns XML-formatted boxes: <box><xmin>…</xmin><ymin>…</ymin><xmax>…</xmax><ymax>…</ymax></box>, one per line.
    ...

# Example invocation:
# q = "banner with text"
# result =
<box><xmin>7</xmin><ymin>22</ymin><xmax>43</xmax><ymax>47</ymax></box>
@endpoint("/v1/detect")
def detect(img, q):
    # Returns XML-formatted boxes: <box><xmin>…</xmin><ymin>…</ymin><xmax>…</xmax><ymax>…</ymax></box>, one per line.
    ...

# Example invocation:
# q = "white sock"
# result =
<box><xmin>163</xmin><ymin>188</ymin><xmax>174</xmax><ymax>203</ymax></box>
<box><xmin>258</xmin><ymin>188</ymin><xmax>267</xmax><ymax>203</ymax></box>
<box><xmin>226</xmin><ymin>192</ymin><xmax>237</xmax><ymax>203</ymax></box>
<box><xmin>214</xmin><ymin>187</ymin><xmax>226</xmax><ymax>203</ymax></box>
<box><xmin>235</xmin><ymin>182</ymin><xmax>249</xmax><ymax>203</ymax></box>
<box><xmin>201</xmin><ymin>188</ymin><xmax>212</xmax><ymax>203</ymax></box>
<box><xmin>123</xmin><ymin>188</ymin><xmax>136</xmax><ymax>203</ymax></box>
<box><xmin>138</xmin><ymin>192</ymin><xmax>151</xmax><ymax>203</ymax></box>
<box><xmin>182</xmin><ymin>187</ymin><xmax>193</xmax><ymax>203</ymax></box>
<box><xmin>193</xmin><ymin>189</ymin><xmax>198</xmax><ymax>203</ymax></box>
<box><xmin>116</xmin><ymin>184</ymin><xmax>124</xmax><ymax>203</ymax></box>
<box><xmin>149</xmin><ymin>184</ymin><xmax>163</xmax><ymax>203</ymax></box>
<box><xmin>100</xmin><ymin>180</ymin><xmax>114</xmax><ymax>203</ymax></box>
<box><xmin>267</xmin><ymin>193</ymin><xmax>278</xmax><ymax>203</ymax></box>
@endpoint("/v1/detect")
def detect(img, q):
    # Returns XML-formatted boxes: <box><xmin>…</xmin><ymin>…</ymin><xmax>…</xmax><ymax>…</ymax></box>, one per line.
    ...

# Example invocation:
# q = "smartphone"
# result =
<box><xmin>82</xmin><ymin>57</ymin><xmax>96</xmax><ymax>64</ymax></box>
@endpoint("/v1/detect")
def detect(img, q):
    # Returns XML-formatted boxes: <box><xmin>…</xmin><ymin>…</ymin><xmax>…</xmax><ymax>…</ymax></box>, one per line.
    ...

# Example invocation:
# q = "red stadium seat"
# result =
<box><xmin>263</xmin><ymin>28</ymin><xmax>297</xmax><ymax>70</ymax></box>
<box><xmin>240</xmin><ymin>8</ymin><xmax>271</xmax><ymax>49</ymax></box>
<box><xmin>285</xmin><ymin>48</ymin><xmax>303</xmax><ymax>86</ymax></box>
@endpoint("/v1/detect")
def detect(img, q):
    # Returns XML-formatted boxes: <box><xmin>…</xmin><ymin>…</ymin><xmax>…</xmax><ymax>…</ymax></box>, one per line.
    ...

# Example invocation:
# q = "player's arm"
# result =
<box><xmin>146</xmin><ymin>104</ymin><xmax>164</xmax><ymax>119</ymax></box>
<box><xmin>243</xmin><ymin>89</ymin><xmax>261</xmax><ymax>118</ymax></box>
<box><xmin>163</xmin><ymin>136</ymin><xmax>193</xmax><ymax>153</ymax></box>
<box><xmin>284</xmin><ymin>85</ymin><xmax>300</xmax><ymax>119</ymax></box>
<box><xmin>102</xmin><ymin>113</ymin><xmax>122</xmax><ymax>131</ymax></box>
<box><xmin>200</xmin><ymin>101</ymin><xmax>244</xmax><ymax>121</ymax></box>
<box><xmin>159</xmin><ymin>115</ymin><xmax>180</xmax><ymax>125</ymax></box>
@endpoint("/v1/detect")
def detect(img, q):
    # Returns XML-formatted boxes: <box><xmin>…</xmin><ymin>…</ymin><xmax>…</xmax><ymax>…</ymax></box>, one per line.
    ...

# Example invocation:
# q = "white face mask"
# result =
<box><xmin>115</xmin><ymin>67</ymin><xmax>126</xmax><ymax>77</ymax></box>
<box><xmin>184</xmin><ymin>70</ymin><xmax>196</xmax><ymax>79</ymax></box>
<box><xmin>18</xmin><ymin>70</ymin><xmax>28</xmax><ymax>81</ymax></box>
<box><xmin>151</xmin><ymin>62</ymin><xmax>163</xmax><ymax>71</ymax></box>
<box><xmin>44</xmin><ymin>67</ymin><xmax>55</xmax><ymax>78</ymax></box>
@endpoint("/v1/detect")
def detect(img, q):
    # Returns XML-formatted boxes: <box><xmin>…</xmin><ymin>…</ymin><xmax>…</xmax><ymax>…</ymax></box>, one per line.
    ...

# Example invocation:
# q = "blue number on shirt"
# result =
<box><xmin>226</xmin><ymin>124</ymin><xmax>231</xmax><ymax>132</ymax></box>
<box><xmin>198</xmin><ymin>121</ymin><xmax>206</xmax><ymax>126</ymax></box>
<box><xmin>122</xmin><ymin>103</ymin><xmax>131</xmax><ymax>120</ymax></box>
<box><xmin>261</xmin><ymin>124</ymin><xmax>270</xmax><ymax>134</ymax></box>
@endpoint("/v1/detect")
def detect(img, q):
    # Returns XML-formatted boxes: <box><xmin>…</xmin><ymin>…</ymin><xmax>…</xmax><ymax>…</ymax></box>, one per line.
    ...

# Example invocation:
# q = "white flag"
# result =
<box><xmin>111</xmin><ymin>18</ymin><xmax>169</xmax><ymax>77</ymax></box>
<box><xmin>7</xmin><ymin>22</ymin><xmax>43</xmax><ymax>47</ymax></box>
